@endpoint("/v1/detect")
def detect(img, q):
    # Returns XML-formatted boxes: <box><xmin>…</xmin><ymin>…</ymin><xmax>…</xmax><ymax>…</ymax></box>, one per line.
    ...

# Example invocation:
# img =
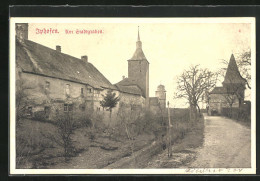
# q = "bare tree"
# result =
<box><xmin>175</xmin><ymin>65</ymin><xmax>218</xmax><ymax>121</ymax></box>
<box><xmin>237</xmin><ymin>50</ymin><xmax>251</xmax><ymax>89</ymax></box>
<box><xmin>41</xmin><ymin>109</ymin><xmax>79</xmax><ymax>162</ymax></box>
<box><xmin>116</xmin><ymin>98</ymin><xmax>142</xmax><ymax>166</ymax></box>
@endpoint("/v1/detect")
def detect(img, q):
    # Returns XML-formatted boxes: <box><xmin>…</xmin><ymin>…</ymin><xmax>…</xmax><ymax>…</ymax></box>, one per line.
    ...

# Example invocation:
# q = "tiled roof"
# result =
<box><xmin>16</xmin><ymin>39</ymin><xmax>117</xmax><ymax>90</ymax></box>
<box><xmin>223</xmin><ymin>54</ymin><xmax>246</xmax><ymax>84</ymax></box>
<box><xmin>115</xmin><ymin>84</ymin><xmax>142</xmax><ymax>95</ymax></box>
<box><xmin>129</xmin><ymin>46</ymin><xmax>147</xmax><ymax>61</ymax></box>
<box><xmin>210</xmin><ymin>87</ymin><xmax>227</xmax><ymax>94</ymax></box>
<box><xmin>115</xmin><ymin>78</ymin><xmax>143</xmax><ymax>95</ymax></box>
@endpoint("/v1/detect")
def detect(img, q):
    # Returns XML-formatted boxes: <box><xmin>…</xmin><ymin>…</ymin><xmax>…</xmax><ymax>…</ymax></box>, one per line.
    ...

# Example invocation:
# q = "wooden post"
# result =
<box><xmin>167</xmin><ymin>101</ymin><xmax>172</xmax><ymax>157</ymax></box>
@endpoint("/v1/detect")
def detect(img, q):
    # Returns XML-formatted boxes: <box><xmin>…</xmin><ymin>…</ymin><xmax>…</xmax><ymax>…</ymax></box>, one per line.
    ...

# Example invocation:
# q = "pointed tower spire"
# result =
<box><xmin>129</xmin><ymin>26</ymin><xmax>147</xmax><ymax>61</ymax></box>
<box><xmin>223</xmin><ymin>54</ymin><xmax>245</xmax><ymax>84</ymax></box>
<box><xmin>136</xmin><ymin>26</ymin><xmax>142</xmax><ymax>49</ymax></box>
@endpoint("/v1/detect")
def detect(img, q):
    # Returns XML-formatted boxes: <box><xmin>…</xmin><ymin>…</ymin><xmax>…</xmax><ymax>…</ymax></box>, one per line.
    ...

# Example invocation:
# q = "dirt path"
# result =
<box><xmin>188</xmin><ymin>115</ymin><xmax>251</xmax><ymax>168</ymax></box>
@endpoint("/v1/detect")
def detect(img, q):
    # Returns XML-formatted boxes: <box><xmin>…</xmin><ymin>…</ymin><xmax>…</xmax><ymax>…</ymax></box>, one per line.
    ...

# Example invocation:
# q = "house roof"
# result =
<box><xmin>114</xmin><ymin>84</ymin><xmax>142</xmax><ymax>96</ymax></box>
<box><xmin>210</xmin><ymin>87</ymin><xmax>227</xmax><ymax>94</ymax></box>
<box><xmin>223</xmin><ymin>54</ymin><xmax>246</xmax><ymax>84</ymax></box>
<box><xmin>16</xmin><ymin>39</ymin><xmax>117</xmax><ymax>90</ymax></box>
<box><xmin>115</xmin><ymin>78</ymin><xmax>143</xmax><ymax>95</ymax></box>
<box><xmin>115</xmin><ymin>77</ymin><xmax>137</xmax><ymax>86</ymax></box>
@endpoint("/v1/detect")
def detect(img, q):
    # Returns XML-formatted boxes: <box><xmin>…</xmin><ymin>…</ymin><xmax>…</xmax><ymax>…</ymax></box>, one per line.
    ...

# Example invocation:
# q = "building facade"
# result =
<box><xmin>208</xmin><ymin>54</ymin><xmax>246</xmax><ymax>115</ymax></box>
<box><xmin>16</xmin><ymin>23</ymin><xmax>164</xmax><ymax>124</ymax></box>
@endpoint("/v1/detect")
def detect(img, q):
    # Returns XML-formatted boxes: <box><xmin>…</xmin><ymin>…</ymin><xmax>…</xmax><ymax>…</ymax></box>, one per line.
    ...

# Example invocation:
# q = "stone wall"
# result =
<box><xmin>17</xmin><ymin>71</ymin><xmax>146</xmax><ymax>125</ymax></box>
<box><xmin>18</xmin><ymin>72</ymin><xmax>104</xmax><ymax>120</ymax></box>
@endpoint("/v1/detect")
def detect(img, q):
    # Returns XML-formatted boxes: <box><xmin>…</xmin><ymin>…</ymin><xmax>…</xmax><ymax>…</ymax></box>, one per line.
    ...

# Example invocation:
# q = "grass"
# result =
<box><xmin>143</xmin><ymin>115</ymin><xmax>205</xmax><ymax>168</ymax></box>
<box><xmin>16</xmin><ymin>109</ymin><xmax>205</xmax><ymax>169</ymax></box>
<box><xmin>16</xmin><ymin>117</ymin><xmax>156</xmax><ymax>169</ymax></box>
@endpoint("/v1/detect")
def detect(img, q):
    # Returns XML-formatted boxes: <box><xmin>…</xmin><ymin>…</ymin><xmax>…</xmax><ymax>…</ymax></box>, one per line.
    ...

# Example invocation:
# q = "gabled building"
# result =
<box><xmin>208</xmin><ymin>54</ymin><xmax>246</xmax><ymax>115</ymax></box>
<box><xmin>15</xmin><ymin>23</ymin><xmax>164</xmax><ymax>124</ymax></box>
<box><xmin>15</xmin><ymin>23</ymin><xmax>145</xmax><ymax>122</ymax></box>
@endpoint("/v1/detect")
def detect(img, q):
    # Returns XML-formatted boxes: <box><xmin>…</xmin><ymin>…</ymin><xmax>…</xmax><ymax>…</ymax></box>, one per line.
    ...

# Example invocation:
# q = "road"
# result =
<box><xmin>188</xmin><ymin>115</ymin><xmax>251</xmax><ymax>168</ymax></box>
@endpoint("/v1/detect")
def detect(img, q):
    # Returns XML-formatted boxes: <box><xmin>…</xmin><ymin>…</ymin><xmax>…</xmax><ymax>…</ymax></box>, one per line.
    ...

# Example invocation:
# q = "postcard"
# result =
<box><xmin>9</xmin><ymin>17</ymin><xmax>256</xmax><ymax>174</ymax></box>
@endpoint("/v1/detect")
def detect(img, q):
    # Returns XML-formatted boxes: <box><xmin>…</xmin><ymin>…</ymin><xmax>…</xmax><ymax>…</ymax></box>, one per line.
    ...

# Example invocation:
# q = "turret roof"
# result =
<box><xmin>128</xmin><ymin>27</ymin><xmax>148</xmax><ymax>61</ymax></box>
<box><xmin>223</xmin><ymin>54</ymin><xmax>246</xmax><ymax>84</ymax></box>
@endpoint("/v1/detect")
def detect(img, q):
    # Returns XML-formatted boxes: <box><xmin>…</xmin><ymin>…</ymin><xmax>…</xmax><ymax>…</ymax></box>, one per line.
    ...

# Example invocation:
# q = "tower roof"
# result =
<box><xmin>156</xmin><ymin>84</ymin><xmax>166</xmax><ymax>92</ymax></box>
<box><xmin>128</xmin><ymin>27</ymin><xmax>148</xmax><ymax>61</ymax></box>
<box><xmin>223</xmin><ymin>54</ymin><xmax>246</xmax><ymax>84</ymax></box>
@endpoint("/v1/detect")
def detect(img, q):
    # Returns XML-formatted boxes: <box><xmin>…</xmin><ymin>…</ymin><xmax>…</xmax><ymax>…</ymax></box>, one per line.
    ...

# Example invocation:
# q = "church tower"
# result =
<box><xmin>156</xmin><ymin>84</ymin><xmax>166</xmax><ymax>110</ymax></box>
<box><xmin>222</xmin><ymin>54</ymin><xmax>246</xmax><ymax>107</ymax></box>
<box><xmin>128</xmin><ymin>27</ymin><xmax>150</xmax><ymax>107</ymax></box>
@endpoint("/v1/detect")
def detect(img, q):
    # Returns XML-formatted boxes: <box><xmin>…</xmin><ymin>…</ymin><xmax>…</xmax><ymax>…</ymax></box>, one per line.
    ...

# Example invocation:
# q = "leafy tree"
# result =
<box><xmin>100</xmin><ymin>90</ymin><xmax>120</xmax><ymax>125</ymax></box>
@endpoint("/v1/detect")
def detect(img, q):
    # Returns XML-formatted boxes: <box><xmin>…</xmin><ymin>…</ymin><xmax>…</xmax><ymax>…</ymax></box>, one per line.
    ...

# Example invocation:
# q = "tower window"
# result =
<box><xmin>87</xmin><ymin>88</ymin><xmax>92</xmax><ymax>93</ymax></box>
<box><xmin>45</xmin><ymin>81</ymin><xmax>50</xmax><ymax>90</ymax></box>
<box><xmin>64</xmin><ymin>104</ymin><xmax>73</xmax><ymax>112</ymax></box>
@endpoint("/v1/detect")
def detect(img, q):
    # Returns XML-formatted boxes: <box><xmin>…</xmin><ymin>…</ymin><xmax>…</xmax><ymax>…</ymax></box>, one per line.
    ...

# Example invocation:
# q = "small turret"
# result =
<box><xmin>156</xmin><ymin>84</ymin><xmax>166</xmax><ymax>109</ymax></box>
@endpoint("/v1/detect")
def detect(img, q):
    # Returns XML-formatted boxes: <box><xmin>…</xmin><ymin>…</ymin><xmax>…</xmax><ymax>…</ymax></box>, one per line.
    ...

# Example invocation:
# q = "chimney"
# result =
<box><xmin>122</xmin><ymin>76</ymin><xmax>125</xmax><ymax>80</ymax></box>
<box><xmin>56</xmin><ymin>45</ymin><xmax>61</xmax><ymax>52</ymax></box>
<box><xmin>16</xmin><ymin>23</ymin><xmax>28</xmax><ymax>42</ymax></box>
<box><xmin>81</xmin><ymin>55</ymin><xmax>88</xmax><ymax>63</ymax></box>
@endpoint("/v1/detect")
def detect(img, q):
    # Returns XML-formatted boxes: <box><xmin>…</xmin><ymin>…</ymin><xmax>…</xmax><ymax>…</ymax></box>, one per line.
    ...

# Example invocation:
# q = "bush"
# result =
<box><xmin>222</xmin><ymin>107</ymin><xmax>250</xmax><ymax>122</ymax></box>
<box><xmin>34</xmin><ymin>111</ymin><xmax>46</xmax><ymax>122</ymax></box>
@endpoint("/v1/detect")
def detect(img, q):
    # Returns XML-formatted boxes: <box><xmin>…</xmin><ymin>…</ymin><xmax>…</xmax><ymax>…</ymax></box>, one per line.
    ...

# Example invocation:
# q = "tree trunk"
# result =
<box><xmin>196</xmin><ymin>104</ymin><xmax>201</xmax><ymax>118</ymax></box>
<box><xmin>108</xmin><ymin>108</ymin><xmax>112</xmax><ymax>127</ymax></box>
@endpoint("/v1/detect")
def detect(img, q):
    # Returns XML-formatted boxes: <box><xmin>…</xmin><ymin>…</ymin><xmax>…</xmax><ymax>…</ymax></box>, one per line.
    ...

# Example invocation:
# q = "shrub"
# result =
<box><xmin>222</xmin><ymin>107</ymin><xmax>250</xmax><ymax>122</ymax></box>
<box><xmin>34</xmin><ymin>111</ymin><xmax>46</xmax><ymax>122</ymax></box>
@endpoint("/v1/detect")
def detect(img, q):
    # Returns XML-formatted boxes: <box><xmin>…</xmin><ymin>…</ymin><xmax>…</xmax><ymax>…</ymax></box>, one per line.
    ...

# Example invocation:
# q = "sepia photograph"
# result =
<box><xmin>9</xmin><ymin>18</ymin><xmax>256</xmax><ymax>174</ymax></box>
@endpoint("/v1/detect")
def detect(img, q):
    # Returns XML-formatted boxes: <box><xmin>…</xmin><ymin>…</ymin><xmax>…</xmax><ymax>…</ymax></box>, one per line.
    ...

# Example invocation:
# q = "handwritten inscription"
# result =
<box><xmin>185</xmin><ymin>168</ymin><xmax>244</xmax><ymax>174</ymax></box>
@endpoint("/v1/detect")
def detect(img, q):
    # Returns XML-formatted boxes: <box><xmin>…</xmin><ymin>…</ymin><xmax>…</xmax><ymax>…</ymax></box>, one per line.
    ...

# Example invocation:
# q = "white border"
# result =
<box><xmin>9</xmin><ymin>17</ymin><xmax>256</xmax><ymax>175</ymax></box>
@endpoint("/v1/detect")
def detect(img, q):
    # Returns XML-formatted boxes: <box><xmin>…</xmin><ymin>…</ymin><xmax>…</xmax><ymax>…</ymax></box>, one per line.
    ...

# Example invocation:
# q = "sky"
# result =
<box><xmin>27</xmin><ymin>21</ymin><xmax>252</xmax><ymax>107</ymax></box>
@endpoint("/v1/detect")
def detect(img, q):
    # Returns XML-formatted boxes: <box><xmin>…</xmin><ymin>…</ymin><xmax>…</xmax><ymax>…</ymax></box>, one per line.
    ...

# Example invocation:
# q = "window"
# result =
<box><xmin>87</xmin><ymin>88</ymin><xmax>92</xmax><ymax>93</ymax></box>
<box><xmin>64</xmin><ymin>104</ymin><xmax>68</xmax><ymax>112</ymax></box>
<box><xmin>44</xmin><ymin>106</ymin><xmax>51</xmax><ymax>119</ymax></box>
<box><xmin>81</xmin><ymin>88</ymin><xmax>84</xmax><ymax>94</ymax></box>
<box><xmin>68</xmin><ymin>104</ymin><xmax>73</xmax><ymax>112</ymax></box>
<box><xmin>27</xmin><ymin>107</ymin><xmax>32</xmax><ymax>116</ymax></box>
<box><xmin>94</xmin><ymin>89</ymin><xmax>100</xmax><ymax>97</ymax></box>
<box><xmin>79</xmin><ymin>104</ymin><xmax>85</xmax><ymax>111</ymax></box>
<box><xmin>64</xmin><ymin>104</ymin><xmax>73</xmax><ymax>112</ymax></box>
<box><xmin>65</xmin><ymin>84</ymin><xmax>70</xmax><ymax>95</ymax></box>
<box><xmin>45</xmin><ymin>81</ymin><xmax>50</xmax><ymax>90</ymax></box>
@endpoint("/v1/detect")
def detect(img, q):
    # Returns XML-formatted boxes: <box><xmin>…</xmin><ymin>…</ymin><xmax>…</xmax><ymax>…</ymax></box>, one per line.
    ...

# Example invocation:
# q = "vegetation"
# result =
<box><xmin>218</xmin><ymin>50</ymin><xmax>250</xmax><ymax>119</ymax></box>
<box><xmin>100</xmin><ymin>90</ymin><xmax>120</xmax><ymax>125</ymax></box>
<box><xmin>175</xmin><ymin>65</ymin><xmax>218</xmax><ymax>121</ymax></box>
